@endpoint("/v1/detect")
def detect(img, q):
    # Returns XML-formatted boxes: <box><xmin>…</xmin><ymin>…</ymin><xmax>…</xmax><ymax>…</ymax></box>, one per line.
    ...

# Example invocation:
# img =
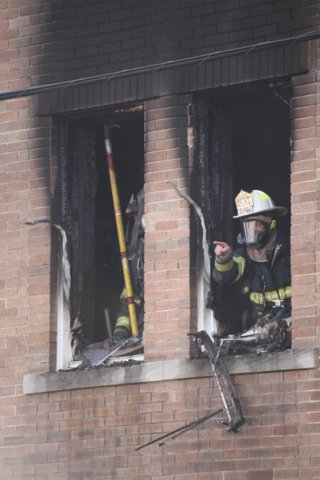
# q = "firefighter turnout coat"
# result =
<box><xmin>212</xmin><ymin>237</ymin><xmax>292</xmax><ymax>328</ymax></box>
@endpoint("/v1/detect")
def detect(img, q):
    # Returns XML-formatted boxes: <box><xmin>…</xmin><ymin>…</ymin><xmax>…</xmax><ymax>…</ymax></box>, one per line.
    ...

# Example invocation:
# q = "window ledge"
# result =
<box><xmin>23</xmin><ymin>348</ymin><xmax>318</xmax><ymax>395</ymax></box>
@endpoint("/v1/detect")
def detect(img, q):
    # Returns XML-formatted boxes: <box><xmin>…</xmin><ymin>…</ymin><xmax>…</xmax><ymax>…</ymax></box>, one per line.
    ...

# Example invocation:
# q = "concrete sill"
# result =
<box><xmin>23</xmin><ymin>348</ymin><xmax>318</xmax><ymax>395</ymax></box>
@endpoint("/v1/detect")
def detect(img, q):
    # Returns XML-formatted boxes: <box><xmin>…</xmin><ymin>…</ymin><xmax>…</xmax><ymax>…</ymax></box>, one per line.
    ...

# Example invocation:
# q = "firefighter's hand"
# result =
<box><xmin>213</xmin><ymin>241</ymin><xmax>231</xmax><ymax>257</ymax></box>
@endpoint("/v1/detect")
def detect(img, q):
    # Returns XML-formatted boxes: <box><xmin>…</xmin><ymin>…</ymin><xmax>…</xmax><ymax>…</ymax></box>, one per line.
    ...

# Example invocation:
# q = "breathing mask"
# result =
<box><xmin>241</xmin><ymin>216</ymin><xmax>276</xmax><ymax>249</ymax></box>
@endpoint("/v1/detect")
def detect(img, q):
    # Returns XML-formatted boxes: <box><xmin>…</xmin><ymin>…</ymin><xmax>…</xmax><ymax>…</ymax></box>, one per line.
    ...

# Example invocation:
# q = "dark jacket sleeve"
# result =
<box><xmin>212</xmin><ymin>247</ymin><xmax>247</xmax><ymax>286</ymax></box>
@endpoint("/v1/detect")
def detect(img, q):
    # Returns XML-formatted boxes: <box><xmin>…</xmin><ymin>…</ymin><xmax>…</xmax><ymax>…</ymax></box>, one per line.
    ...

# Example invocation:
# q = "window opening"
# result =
<box><xmin>192</xmin><ymin>84</ymin><xmax>292</xmax><ymax>353</ymax></box>
<box><xmin>54</xmin><ymin>107</ymin><xmax>144</xmax><ymax>369</ymax></box>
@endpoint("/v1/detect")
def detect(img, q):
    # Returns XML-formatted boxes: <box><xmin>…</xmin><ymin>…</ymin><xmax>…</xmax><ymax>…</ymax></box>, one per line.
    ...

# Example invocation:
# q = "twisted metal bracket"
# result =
<box><xmin>189</xmin><ymin>330</ymin><xmax>245</xmax><ymax>432</ymax></box>
<box><xmin>135</xmin><ymin>331</ymin><xmax>244</xmax><ymax>451</ymax></box>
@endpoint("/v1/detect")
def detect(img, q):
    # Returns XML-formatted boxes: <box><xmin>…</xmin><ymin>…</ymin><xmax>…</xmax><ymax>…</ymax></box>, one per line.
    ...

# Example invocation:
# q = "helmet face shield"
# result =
<box><xmin>242</xmin><ymin>218</ymin><xmax>270</xmax><ymax>248</ymax></box>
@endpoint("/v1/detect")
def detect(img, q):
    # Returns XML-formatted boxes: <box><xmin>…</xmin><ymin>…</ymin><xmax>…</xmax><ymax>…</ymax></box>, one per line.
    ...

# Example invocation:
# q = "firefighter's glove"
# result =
<box><xmin>257</xmin><ymin>307</ymin><xmax>289</xmax><ymax>335</ymax></box>
<box><xmin>112</xmin><ymin>326</ymin><xmax>131</xmax><ymax>345</ymax></box>
<box><xmin>261</xmin><ymin>317</ymin><xmax>288</xmax><ymax>336</ymax></box>
<box><xmin>254</xmin><ymin>315</ymin><xmax>270</xmax><ymax>328</ymax></box>
<box><xmin>262</xmin><ymin>319</ymin><xmax>280</xmax><ymax>335</ymax></box>
<box><xmin>213</xmin><ymin>241</ymin><xmax>233</xmax><ymax>264</ymax></box>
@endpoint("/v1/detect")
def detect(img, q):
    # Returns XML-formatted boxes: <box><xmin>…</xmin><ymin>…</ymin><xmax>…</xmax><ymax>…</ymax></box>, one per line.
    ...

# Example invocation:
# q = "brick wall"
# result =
<box><xmin>2</xmin><ymin>0</ymin><xmax>318</xmax><ymax>91</ymax></box>
<box><xmin>144</xmin><ymin>95</ymin><xmax>191</xmax><ymax>361</ymax></box>
<box><xmin>1</xmin><ymin>0</ymin><xmax>320</xmax><ymax>479</ymax></box>
<box><xmin>4</xmin><ymin>371</ymin><xmax>320</xmax><ymax>479</ymax></box>
<box><xmin>291</xmin><ymin>71</ymin><xmax>319</xmax><ymax>349</ymax></box>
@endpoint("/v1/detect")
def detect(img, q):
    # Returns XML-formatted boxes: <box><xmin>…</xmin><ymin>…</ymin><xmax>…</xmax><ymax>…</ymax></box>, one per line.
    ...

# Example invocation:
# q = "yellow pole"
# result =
<box><xmin>104</xmin><ymin>125</ymin><xmax>139</xmax><ymax>337</ymax></box>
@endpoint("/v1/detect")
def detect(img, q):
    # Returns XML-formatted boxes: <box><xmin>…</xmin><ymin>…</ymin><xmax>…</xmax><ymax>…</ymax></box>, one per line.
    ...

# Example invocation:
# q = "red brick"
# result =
<box><xmin>248</xmin><ymin>471</ymin><xmax>273</xmax><ymax>480</ymax></box>
<box><xmin>0</xmin><ymin>1</ymin><xmax>320</xmax><ymax>479</ymax></box>
<box><xmin>292</xmin><ymin>94</ymin><xmax>316</xmax><ymax>108</ymax></box>
<box><xmin>292</xmin><ymin>104</ymin><xmax>316</xmax><ymax>118</ymax></box>
<box><xmin>292</xmin><ymin>149</ymin><xmax>316</xmax><ymax>162</ymax></box>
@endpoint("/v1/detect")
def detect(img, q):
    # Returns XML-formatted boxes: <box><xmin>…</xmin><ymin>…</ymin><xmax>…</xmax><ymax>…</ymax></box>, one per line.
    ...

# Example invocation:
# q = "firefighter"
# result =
<box><xmin>113</xmin><ymin>188</ymin><xmax>144</xmax><ymax>343</ymax></box>
<box><xmin>212</xmin><ymin>189</ymin><xmax>291</xmax><ymax>333</ymax></box>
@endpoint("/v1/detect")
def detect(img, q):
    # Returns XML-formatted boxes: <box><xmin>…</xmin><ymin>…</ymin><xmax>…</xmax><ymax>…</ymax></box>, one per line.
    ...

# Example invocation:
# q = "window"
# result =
<box><xmin>53</xmin><ymin>105</ymin><xmax>144</xmax><ymax>369</ymax></box>
<box><xmin>192</xmin><ymin>83</ymin><xmax>292</xmax><ymax>337</ymax></box>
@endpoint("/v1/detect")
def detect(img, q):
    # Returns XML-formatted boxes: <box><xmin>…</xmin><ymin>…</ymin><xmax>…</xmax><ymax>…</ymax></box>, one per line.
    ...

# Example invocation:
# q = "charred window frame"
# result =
<box><xmin>191</xmin><ymin>83</ymin><xmax>292</xmax><ymax>339</ymax></box>
<box><xmin>52</xmin><ymin>106</ymin><xmax>144</xmax><ymax>370</ymax></box>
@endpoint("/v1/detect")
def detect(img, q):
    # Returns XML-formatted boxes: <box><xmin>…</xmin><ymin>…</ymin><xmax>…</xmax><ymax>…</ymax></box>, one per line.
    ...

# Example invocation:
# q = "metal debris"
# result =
<box><xmin>82</xmin><ymin>339</ymin><xmax>129</xmax><ymax>366</ymax></box>
<box><xmin>77</xmin><ymin>337</ymin><xmax>144</xmax><ymax>367</ymax></box>
<box><xmin>135</xmin><ymin>407</ymin><xmax>225</xmax><ymax>451</ymax></box>
<box><xmin>189</xmin><ymin>330</ymin><xmax>244</xmax><ymax>432</ymax></box>
<box><xmin>135</xmin><ymin>331</ymin><xmax>245</xmax><ymax>451</ymax></box>
<box><xmin>217</xmin><ymin>318</ymin><xmax>291</xmax><ymax>356</ymax></box>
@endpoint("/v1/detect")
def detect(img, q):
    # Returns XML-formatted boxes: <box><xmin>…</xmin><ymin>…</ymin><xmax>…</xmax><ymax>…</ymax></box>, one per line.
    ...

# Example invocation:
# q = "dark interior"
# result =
<box><xmin>193</xmin><ymin>84</ymin><xmax>292</xmax><ymax>334</ymax></box>
<box><xmin>94</xmin><ymin>115</ymin><xmax>144</xmax><ymax>341</ymax></box>
<box><xmin>58</xmin><ymin>108</ymin><xmax>144</xmax><ymax>344</ymax></box>
<box><xmin>231</xmin><ymin>86</ymin><xmax>292</xmax><ymax>246</ymax></box>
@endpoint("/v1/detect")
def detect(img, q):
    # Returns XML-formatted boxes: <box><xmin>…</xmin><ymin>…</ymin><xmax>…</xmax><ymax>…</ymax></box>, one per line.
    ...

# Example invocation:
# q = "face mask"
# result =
<box><xmin>242</xmin><ymin>218</ymin><xmax>271</xmax><ymax>249</ymax></box>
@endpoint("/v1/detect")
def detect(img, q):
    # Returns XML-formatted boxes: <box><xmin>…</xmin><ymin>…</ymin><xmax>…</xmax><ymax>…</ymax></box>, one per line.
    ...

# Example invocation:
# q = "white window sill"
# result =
<box><xmin>23</xmin><ymin>348</ymin><xmax>317</xmax><ymax>395</ymax></box>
